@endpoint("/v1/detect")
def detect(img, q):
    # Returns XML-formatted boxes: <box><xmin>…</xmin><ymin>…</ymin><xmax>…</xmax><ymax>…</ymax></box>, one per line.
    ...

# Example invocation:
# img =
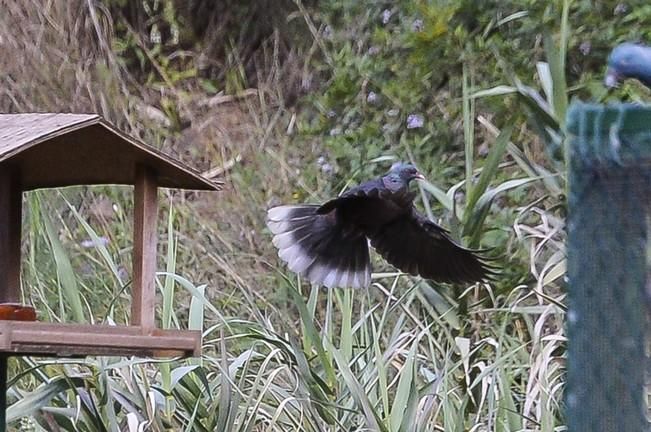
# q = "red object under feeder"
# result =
<box><xmin>0</xmin><ymin>304</ymin><xmax>36</xmax><ymax>322</ymax></box>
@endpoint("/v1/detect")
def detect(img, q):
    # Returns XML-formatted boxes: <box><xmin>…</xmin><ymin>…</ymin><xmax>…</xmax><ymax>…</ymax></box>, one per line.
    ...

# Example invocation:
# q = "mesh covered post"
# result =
<box><xmin>567</xmin><ymin>103</ymin><xmax>650</xmax><ymax>431</ymax></box>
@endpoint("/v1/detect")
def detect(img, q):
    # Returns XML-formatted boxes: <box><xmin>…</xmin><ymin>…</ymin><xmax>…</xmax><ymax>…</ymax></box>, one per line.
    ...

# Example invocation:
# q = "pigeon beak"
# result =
<box><xmin>604</xmin><ymin>68</ymin><xmax>621</xmax><ymax>88</ymax></box>
<box><xmin>414</xmin><ymin>172</ymin><xmax>426</xmax><ymax>181</ymax></box>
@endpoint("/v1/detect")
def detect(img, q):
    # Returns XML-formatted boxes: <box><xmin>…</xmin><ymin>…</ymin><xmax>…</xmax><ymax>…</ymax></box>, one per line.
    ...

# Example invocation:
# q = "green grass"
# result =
<box><xmin>3</xmin><ymin>0</ymin><xmax>649</xmax><ymax>430</ymax></box>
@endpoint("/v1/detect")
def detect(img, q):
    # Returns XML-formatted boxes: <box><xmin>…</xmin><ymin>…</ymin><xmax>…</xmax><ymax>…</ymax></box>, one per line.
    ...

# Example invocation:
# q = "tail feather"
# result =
<box><xmin>348</xmin><ymin>239</ymin><xmax>371</xmax><ymax>288</ymax></box>
<box><xmin>268</xmin><ymin>205</ymin><xmax>316</xmax><ymax>220</ymax></box>
<box><xmin>272</xmin><ymin>222</ymin><xmax>315</xmax><ymax>249</ymax></box>
<box><xmin>268</xmin><ymin>206</ymin><xmax>317</xmax><ymax>234</ymax></box>
<box><xmin>267</xmin><ymin>205</ymin><xmax>371</xmax><ymax>288</ymax></box>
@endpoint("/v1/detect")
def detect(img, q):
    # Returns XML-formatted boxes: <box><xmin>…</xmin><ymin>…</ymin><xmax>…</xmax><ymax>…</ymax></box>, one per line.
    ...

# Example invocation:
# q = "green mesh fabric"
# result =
<box><xmin>567</xmin><ymin>103</ymin><xmax>649</xmax><ymax>431</ymax></box>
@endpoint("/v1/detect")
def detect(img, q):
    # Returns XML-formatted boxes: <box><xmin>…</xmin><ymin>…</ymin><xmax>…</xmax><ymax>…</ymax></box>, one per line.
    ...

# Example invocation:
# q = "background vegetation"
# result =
<box><xmin>2</xmin><ymin>0</ymin><xmax>650</xmax><ymax>430</ymax></box>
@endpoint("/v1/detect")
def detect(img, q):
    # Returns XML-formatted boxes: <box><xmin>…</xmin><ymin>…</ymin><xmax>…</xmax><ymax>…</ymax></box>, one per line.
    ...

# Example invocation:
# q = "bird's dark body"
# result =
<box><xmin>318</xmin><ymin>181</ymin><xmax>415</xmax><ymax>233</ymax></box>
<box><xmin>267</xmin><ymin>163</ymin><xmax>492</xmax><ymax>288</ymax></box>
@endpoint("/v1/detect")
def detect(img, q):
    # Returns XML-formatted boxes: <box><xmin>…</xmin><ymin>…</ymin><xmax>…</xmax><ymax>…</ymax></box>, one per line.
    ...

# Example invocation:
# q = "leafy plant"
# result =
<box><xmin>6</xmin><ymin>0</ymin><xmax>649</xmax><ymax>430</ymax></box>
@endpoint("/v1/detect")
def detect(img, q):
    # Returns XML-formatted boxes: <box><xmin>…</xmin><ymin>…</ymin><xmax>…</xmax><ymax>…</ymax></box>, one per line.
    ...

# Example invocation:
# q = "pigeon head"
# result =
<box><xmin>605</xmin><ymin>43</ymin><xmax>651</xmax><ymax>88</ymax></box>
<box><xmin>383</xmin><ymin>162</ymin><xmax>425</xmax><ymax>190</ymax></box>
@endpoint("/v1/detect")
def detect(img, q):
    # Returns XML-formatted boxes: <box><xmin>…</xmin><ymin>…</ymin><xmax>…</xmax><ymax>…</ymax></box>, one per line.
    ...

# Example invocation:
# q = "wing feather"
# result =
<box><xmin>369</xmin><ymin>208</ymin><xmax>494</xmax><ymax>284</ymax></box>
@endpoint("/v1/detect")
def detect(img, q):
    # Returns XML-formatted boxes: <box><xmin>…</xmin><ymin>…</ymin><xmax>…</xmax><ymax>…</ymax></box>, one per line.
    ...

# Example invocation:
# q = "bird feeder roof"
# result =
<box><xmin>0</xmin><ymin>113</ymin><xmax>222</xmax><ymax>191</ymax></box>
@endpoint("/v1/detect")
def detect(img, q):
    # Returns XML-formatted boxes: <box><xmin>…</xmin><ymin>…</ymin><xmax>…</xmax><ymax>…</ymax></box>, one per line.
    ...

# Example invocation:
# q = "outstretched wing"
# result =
<box><xmin>369</xmin><ymin>208</ymin><xmax>493</xmax><ymax>284</ymax></box>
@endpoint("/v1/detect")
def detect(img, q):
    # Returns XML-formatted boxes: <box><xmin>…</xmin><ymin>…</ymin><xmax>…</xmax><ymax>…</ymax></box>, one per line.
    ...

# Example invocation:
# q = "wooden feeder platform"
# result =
<box><xmin>0</xmin><ymin>322</ymin><xmax>200</xmax><ymax>358</ymax></box>
<box><xmin>0</xmin><ymin>113</ymin><xmax>221</xmax><ymax>359</ymax></box>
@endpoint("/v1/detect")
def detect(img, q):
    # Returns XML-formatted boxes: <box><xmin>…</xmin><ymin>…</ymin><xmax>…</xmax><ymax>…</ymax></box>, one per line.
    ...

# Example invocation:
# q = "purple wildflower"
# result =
<box><xmin>81</xmin><ymin>237</ymin><xmax>110</xmax><ymax>248</ymax></box>
<box><xmin>614</xmin><ymin>3</ymin><xmax>628</xmax><ymax>15</ymax></box>
<box><xmin>412</xmin><ymin>19</ymin><xmax>424</xmax><ymax>32</ymax></box>
<box><xmin>381</xmin><ymin>9</ymin><xmax>393</xmax><ymax>24</ymax></box>
<box><xmin>407</xmin><ymin>114</ymin><xmax>424</xmax><ymax>129</ymax></box>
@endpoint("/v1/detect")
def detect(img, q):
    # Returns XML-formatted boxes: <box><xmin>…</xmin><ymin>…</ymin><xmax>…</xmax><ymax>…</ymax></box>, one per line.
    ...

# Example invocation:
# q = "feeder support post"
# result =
<box><xmin>0</xmin><ymin>167</ymin><xmax>22</xmax><ymax>303</ymax></box>
<box><xmin>132</xmin><ymin>165</ymin><xmax>158</xmax><ymax>330</ymax></box>
<box><xmin>566</xmin><ymin>103</ymin><xmax>648</xmax><ymax>432</ymax></box>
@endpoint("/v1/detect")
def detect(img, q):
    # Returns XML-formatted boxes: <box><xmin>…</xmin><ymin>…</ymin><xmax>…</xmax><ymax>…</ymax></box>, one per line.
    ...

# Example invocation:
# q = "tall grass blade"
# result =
<box><xmin>39</xmin><ymin>195</ymin><xmax>86</xmax><ymax>323</ymax></box>
<box><xmin>8</xmin><ymin>377</ymin><xmax>85</xmax><ymax>422</ymax></box>
<box><xmin>418</xmin><ymin>179</ymin><xmax>454</xmax><ymax>212</ymax></box>
<box><xmin>162</xmin><ymin>203</ymin><xmax>177</xmax><ymax>330</ymax></box>
<box><xmin>160</xmin><ymin>204</ymin><xmax>177</xmax><ymax>420</ymax></box>
<box><xmin>216</xmin><ymin>330</ymin><xmax>233</xmax><ymax>432</ymax></box>
<box><xmin>417</xmin><ymin>282</ymin><xmax>460</xmax><ymax>330</ymax></box>
<box><xmin>287</xmin><ymin>284</ymin><xmax>336</xmax><ymax>386</ymax></box>
<box><xmin>463</xmin><ymin>64</ymin><xmax>475</xmax><ymax>196</ymax></box>
<box><xmin>543</xmin><ymin>31</ymin><xmax>567</xmax><ymax>129</ymax></box>
<box><xmin>463</xmin><ymin>124</ymin><xmax>514</xmax><ymax>216</ymax></box>
<box><xmin>337</xmin><ymin>289</ymin><xmax>353</xmax><ymax>362</ymax></box>
<box><xmin>288</xmin><ymin>335</ymin><xmax>337</xmax><ymax>425</ymax></box>
<box><xmin>390</xmin><ymin>335</ymin><xmax>419</xmax><ymax>432</ymax></box>
<box><xmin>370</xmin><ymin>317</ymin><xmax>390</xmax><ymax>427</ymax></box>
<box><xmin>157</xmin><ymin>272</ymin><xmax>226</xmax><ymax>324</ymax></box>
<box><xmin>465</xmin><ymin>178</ymin><xmax>536</xmax><ymax>247</ymax></box>
<box><xmin>325</xmin><ymin>338</ymin><xmax>387</xmax><ymax>432</ymax></box>
<box><xmin>64</xmin><ymin>197</ymin><xmax>123</xmax><ymax>287</ymax></box>
<box><xmin>189</xmin><ymin>284</ymin><xmax>206</xmax><ymax>367</ymax></box>
<box><xmin>497</xmin><ymin>368</ymin><xmax>522</xmax><ymax>432</ymax></box>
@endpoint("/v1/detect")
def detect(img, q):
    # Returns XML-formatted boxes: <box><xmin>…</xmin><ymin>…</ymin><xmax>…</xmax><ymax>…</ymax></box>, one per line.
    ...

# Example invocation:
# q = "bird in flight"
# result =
<box><xmin>267</xmin><ymin>162</ymin><xmax>494</xmax><ymax>288</ymax></box>
<box><xmin>605</xmin><ymin>42</ymin><xmax>651</xmax><ymax>89</ymax></box>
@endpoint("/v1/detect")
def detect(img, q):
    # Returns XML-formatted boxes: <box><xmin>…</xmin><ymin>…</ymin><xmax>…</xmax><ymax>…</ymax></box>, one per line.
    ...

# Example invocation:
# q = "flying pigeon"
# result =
<box><xmin>267</xmin><ymin>162</ymin><xmax>493</xmax><ymax>288</ymax></box>
<box><xmin>605</xmin><ymin>42</ymin><xmax>651</xmax><ymax>88</ymax></box>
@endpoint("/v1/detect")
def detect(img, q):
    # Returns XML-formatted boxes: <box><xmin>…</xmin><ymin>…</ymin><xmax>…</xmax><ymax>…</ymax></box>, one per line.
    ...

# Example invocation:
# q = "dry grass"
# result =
<box><xmin>0</xmin><ymin>1</ymin><xmax>569</xmax><ymax>430</ymax></box>
<box><xmin>0</xmin><ymin>0</ymin><xmax>324</xmax><ymax>315</ymax></box>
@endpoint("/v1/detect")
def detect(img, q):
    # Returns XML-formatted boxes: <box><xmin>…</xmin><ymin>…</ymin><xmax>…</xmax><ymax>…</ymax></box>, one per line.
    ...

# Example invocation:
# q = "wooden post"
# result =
<box><xmin>132</xmin><ymin>166</ymin><xmax>158</xmax><ymax>330</ymax></box>
<box><xmin>0</xmin><ymin>168</ymin><xmax>20</xmax><ymax>432</ymax></box>
<box><xmin>0</xmin><ymin>355</ymin><xmax>6</xmax><ymax>432</ymax></box>
<box><xmin>0</xmin><ymin>167</ymin><xmax>22</xmax><ymax>303</ymax></box>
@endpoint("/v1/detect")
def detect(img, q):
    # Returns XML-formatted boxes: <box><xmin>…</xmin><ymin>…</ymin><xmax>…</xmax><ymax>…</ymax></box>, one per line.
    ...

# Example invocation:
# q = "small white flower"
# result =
<box><xmin>367</xmin><ymin>91</ymin><xmax>378</xmax><ymax>103</ymax></box>
<box><xmin>150</xmin><ymin>25</ymin><xmax>161</xmax><ymax>44</ymax></box>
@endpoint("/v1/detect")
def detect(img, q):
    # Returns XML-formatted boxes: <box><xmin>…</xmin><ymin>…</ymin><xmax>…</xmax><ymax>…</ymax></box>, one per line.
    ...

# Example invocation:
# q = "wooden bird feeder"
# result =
<box><xmin>0</xmin><ymin>113</ymin><xmax>221</xmax><ymax>359</ymax></box>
